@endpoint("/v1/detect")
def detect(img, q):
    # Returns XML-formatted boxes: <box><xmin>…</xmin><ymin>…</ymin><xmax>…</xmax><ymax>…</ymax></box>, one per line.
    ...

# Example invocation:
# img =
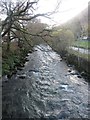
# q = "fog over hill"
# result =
<box><xmin>65</xmin><ymin>6</ymin><xmax>88</xmax><ymax>27</ymax></box>
<box><xmin>60</xmin><ymin>5</ymin><xmax>88</xmax><ymax>39</ymax></box>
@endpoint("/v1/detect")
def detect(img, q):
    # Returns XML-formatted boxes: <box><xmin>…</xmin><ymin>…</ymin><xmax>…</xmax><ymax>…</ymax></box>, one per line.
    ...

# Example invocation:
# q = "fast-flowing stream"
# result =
<box><xmin>2</xmin><ymin>44</ymin><xmax>89</xmax><ymax>119</ymax></box>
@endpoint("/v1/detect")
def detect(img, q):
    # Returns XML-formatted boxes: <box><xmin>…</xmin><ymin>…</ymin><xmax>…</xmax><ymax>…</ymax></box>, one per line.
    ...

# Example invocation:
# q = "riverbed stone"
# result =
<box><xmin>18</xmin><ymin>74</ymin><xmax>26</xmax><ymax>79</ymax></box>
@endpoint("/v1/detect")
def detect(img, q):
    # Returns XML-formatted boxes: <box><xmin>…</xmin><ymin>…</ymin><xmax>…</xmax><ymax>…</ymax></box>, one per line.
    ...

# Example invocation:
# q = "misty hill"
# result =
<box><xmin>61</xmin><ymin>6</ymin><xmax>88</xmax><ymax>39</ymax></box>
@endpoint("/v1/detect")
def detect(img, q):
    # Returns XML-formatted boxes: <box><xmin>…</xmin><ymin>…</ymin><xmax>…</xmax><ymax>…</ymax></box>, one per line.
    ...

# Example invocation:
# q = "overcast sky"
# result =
<box><xmin>0</xmin><ymin>0</ymin><xmax>89</xmax><ymax>25</ymax></box>
<box><xmin>37</xmin><ymin>0</ymin><xmax>89</xmax><ymax>25</ymax></box>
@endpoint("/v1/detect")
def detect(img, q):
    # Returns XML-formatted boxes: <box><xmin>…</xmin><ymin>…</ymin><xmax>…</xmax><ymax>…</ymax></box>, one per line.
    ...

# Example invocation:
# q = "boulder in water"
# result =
<box><xmin>18</xmin><ymin>74</ymin><xmax>26</xmax><ymax>79</ymax></box>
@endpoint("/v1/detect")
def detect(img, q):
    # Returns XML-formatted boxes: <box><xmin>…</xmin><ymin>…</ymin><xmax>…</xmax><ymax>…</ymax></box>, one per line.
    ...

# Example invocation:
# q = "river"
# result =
<box><xmin>2</xmin><ymin>44</ymin><xmax>89</xmax><ymax>119</ymax></box>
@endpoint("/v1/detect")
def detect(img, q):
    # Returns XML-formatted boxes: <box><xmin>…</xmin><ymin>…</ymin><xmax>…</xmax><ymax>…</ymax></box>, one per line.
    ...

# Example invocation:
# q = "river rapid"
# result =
<box><xmin>2</xmin><ymin>44</ymin><xmax>89</xmax><ymax>119</ymax></box>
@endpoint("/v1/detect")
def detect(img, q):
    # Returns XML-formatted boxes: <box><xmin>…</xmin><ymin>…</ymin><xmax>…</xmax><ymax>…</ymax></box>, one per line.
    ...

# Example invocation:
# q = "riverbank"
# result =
<box><xmin>60</xmin><ymin>50</ymin><xmax>90</xmax><ymax>82</ymax></box>
<box><xmin>51</xmin><ymin>46</ymin><xmax>90</xmax><ymax>82</ymax></box>
<box><xmin>2</xmin><ymin>42</ymin><xmax>33</xmax><ymax>78</ymax></box>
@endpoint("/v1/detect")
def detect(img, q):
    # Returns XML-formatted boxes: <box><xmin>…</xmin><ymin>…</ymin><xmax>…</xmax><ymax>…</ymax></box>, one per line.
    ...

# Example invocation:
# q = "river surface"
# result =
<box><xmin>2</xmin><ymin>44</ymin><xmax>89</xmax><ymax>119</ymax></box>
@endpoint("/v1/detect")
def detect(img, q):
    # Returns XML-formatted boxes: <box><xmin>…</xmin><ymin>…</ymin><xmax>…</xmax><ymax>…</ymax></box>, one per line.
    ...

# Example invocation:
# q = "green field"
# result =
<box><xmin>73</xmin><ymin>40</ymin><xmax>90</xmax><ymax>49</ymax></box>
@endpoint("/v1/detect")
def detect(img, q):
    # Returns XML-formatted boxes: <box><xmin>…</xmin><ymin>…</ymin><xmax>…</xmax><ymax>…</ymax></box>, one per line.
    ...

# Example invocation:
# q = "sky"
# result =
<box><xmin>0</xmin><ymin>0</ymin><xmax>89</xmax><ymax>25</ymax></box>
<box><xmin>37</xmin><ymin>0</ymin><xmax>89</xmax><ymax>25</ymax></box>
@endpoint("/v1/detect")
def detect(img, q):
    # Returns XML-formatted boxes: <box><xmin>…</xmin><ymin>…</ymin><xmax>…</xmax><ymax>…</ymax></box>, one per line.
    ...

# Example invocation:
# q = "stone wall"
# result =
<box><xmin>66</xmin><ymin>53</ymin><xmax>90</xmax><ymax>80</ymax></box>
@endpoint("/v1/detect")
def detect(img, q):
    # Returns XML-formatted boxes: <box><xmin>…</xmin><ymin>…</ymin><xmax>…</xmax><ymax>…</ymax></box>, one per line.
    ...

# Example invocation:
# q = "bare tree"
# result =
<box><xmin>1</xmin><ymin>0</ymin><xmax>60</xmax><ymax>50</ymax></box>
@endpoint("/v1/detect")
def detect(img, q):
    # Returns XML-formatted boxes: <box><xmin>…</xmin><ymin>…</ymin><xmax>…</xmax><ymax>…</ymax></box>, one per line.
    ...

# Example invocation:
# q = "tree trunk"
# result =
<box><xmin>7</xmin><ymin>32</ymin><xmax>10</xmax><ymax>51</ymax></box>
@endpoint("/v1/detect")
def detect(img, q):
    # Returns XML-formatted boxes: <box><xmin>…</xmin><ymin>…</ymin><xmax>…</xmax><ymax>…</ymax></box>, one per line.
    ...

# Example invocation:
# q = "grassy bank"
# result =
<box><xmin>73</xmin><ymin>40</ymin><xmax>90</xmax><ymax>49</ymax></box>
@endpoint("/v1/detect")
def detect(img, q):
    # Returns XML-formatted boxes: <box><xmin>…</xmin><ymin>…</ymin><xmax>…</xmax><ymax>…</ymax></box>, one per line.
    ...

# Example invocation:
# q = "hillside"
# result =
<box><xmin>61</xmin><ymin>6</ymin><xmax>88</xmax><ymax>40</ymax></box>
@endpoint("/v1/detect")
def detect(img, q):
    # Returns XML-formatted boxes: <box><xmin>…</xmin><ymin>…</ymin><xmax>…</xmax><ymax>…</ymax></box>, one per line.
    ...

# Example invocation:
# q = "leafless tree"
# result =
<box><xmin>1</xmin><ymin>0</ymin><xmax>61</xmax><ymax>50</ymax></box>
